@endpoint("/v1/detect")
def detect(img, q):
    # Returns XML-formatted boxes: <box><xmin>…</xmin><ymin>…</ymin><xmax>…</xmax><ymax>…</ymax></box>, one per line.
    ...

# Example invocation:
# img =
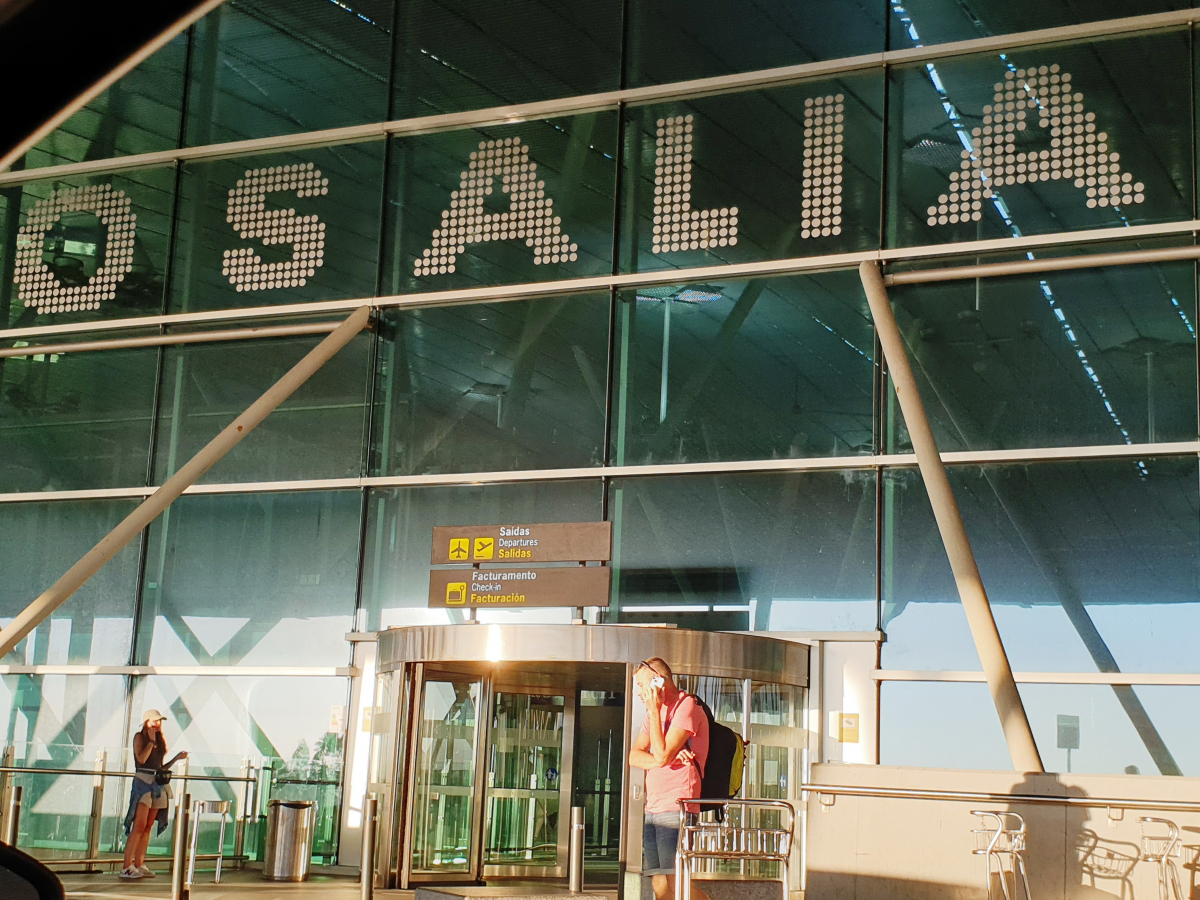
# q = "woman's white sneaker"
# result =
<box><xmin>118</xmin><ymin>866</ymin><xmax>143</xmax><ymax>879</ymax></box>
<box><xmin>137</xmin><ymin>864</ymin><xmax>156</xmax><ymax>877</ymax></box>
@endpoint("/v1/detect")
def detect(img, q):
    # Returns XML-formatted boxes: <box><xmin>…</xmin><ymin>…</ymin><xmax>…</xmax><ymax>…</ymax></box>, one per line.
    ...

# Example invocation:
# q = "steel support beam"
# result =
<box><xmin>0</xmin><ymin>305</ymin><xmax>372</xmax><ymax>660</ymax></box>
<box><xmin>859</xmin><ymin>260</ymin><xmax>1043</xmax><ymax>772</ymax></box>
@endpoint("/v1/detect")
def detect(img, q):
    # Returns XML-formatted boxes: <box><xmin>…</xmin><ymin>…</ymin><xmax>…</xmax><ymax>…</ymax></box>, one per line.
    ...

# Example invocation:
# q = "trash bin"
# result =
<box><xmin>262</xmin><ymin>799</ymin><xmax>316</xmax><ymax>881</ymax></box>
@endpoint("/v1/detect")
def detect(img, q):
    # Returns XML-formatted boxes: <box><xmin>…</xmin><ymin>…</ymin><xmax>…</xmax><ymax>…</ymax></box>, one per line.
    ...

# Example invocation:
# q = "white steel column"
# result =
<box><xmin>0</xmin><ymin>305</ymin><xmax>372</xmax><ymax>659</ymax></box>
<box><xmin>859</xmin><ymin>261</ymin><xmax>1043</xmax><ymax>772</ymax></box>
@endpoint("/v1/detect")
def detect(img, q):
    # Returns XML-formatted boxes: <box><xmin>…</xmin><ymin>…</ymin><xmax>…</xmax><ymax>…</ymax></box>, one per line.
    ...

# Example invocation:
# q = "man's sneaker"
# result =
<box><xmin>137</xmin><ymin>865</ymin><xmax>156</xmax><ymax>877</ymax></box>
<box><xmin>118</xmin><ymin>866</ymin><xmax>143</xmax><ymax>879</ymax></box>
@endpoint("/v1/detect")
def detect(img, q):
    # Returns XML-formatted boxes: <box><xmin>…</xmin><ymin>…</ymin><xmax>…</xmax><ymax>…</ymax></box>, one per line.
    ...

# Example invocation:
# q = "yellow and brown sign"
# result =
<box><xmin>431</xmin><ymin>522</ymin><xmax>612</xmax><ymax>565</ymax></box>
<box><xmin>429</xmin><ymin>566</ymin><xmax>611</xmax><ymax>608</ymax></box>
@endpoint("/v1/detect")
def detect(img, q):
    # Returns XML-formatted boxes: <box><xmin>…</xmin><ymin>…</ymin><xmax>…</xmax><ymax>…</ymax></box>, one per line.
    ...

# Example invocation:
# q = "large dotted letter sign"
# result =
<box><xmin>653</xmin><ymin>115</ymin><xmax>738</xmax><ymax>252</ymax></box>
<box><xmin>224</xmin><ymin>163</ymin><xmax>327</xmax><ymax>292</ymax></box>
<box><xmin>930</xmin><ymin>64</ymin><xmax>1145</xmax><ymax>226</ymax></box>
<box><xmin>13</xmin><ymin>184</ymin><xmax>135</xmax><ymax>314</ymax></box>
<box><xmin>415</xmin><ymin>136</ymin><xmax>577</xmax><ymax>276</ymax></box>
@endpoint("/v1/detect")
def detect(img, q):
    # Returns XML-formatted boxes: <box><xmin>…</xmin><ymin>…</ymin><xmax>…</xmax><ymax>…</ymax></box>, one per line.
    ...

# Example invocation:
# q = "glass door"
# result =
<box><xmin>409</xmin><ymin>672</ymin><xmax>484</xmax><ymax>877</ymax></box>
<box><xmin>483</xmin><ymin>690</ymin><xmax>570</xmax><ymax>875</ymax></box>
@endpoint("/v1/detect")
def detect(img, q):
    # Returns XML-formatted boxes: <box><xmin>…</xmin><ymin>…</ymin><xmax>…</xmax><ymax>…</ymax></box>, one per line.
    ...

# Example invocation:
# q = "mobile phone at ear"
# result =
<box><xmin>651</xmin><ymin>676</ymin><xmax>665</xmax><ymax>689</ymax></box>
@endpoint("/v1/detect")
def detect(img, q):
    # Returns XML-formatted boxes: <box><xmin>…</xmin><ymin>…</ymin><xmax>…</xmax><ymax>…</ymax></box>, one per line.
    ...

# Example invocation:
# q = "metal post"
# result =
<box><xmin>0</xmin><ymin>305</ymin><xmax>372</xmax><ymax>660</ymax></box>
<box><xmin>361</xmin><ymin>795</ymin><xmax>377</xmax><ymax>900</ymax></box>
<box><xmin>569</xmin><ymin>806</ymin><xmax>585</xmax><ymax>892</ymax></box>
<box><xmin>0</xmin><ymin>746</ymin><xmax>13</xmax><ymax>841</ymax></box>
<box><xmin>171</xmin><ymin>792</ymin><xmax>191</xmax><ymax>900</ymax></box>
<box><xmin>233</xmin><ymin>757</ymin><xmax>250</xmax><ymax>867</ymax></box>
<box><xmin>859</xmin><ymin>260</ymin><xmax>1043</xmax><ymax>773</ymax></box>
<box><xmin>2</xmin><ymin>785</ymin><xmax>21</xmax><ymax>845</ymax></box>
<box><xmin>85</xmin><ymin>750</ymin><xmax>106</xmax><ymax>872</ymax></box>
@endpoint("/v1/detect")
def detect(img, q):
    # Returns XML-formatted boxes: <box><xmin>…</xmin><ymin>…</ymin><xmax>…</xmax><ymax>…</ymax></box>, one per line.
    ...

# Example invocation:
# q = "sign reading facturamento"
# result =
<box><xmin>429</xmin><ymin>566</ymin><xmax>612</xmax><ymax>608</ymax></box>
<box><xmin>430</xmin><ymin>522</ymin><xmax>612</xmax><ymax>565</ymax></box>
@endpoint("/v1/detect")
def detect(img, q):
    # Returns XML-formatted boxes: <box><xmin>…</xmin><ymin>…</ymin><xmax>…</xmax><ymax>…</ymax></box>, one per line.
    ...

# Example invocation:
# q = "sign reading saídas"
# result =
<box><xmin>430</xmin><ymin>522</ymin><xmax>612</xmax><ymax>565</ymax></box>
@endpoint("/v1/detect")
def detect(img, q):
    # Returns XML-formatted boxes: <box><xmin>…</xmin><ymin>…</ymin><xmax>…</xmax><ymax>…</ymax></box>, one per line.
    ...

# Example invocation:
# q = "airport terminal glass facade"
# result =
<box><xmin>1</xmin><ymin>0</ymin><xmax>1199</xmax><ymax>863</ymax></box>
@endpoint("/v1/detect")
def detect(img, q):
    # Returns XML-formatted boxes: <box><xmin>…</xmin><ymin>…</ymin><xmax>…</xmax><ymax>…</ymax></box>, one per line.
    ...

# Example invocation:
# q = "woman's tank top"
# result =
<box><xmin>134</xmin><ymin>730</ymin><xmax>166</xmax><ymax>770</ymax></box>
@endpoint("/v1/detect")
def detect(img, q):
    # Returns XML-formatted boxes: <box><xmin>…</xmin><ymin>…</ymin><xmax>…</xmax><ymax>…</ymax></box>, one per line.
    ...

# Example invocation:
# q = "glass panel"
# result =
<box><xmin>880</xmin><ymin>681</ymin><xmax>1014</xmax><ymax>770</ymax></box>
<box><xmin>134</xmin><ymin>674</ymin><xmax>349</xmax><ymax>861</ymax></box>
<box><xmin>881</xmin><ymin>682</ymin><xmax>1200</xmax><ymax>777</ymax></box>
<box><xmin>609</xmin><ymin>472</ymin><xmax>877</xmax><ymax>631</ymax></box>
<box><xmin>391</xmin><ymin>0</ymin><xmax>622</xmax><ymax>119</ymax></box>
<box><xmin>882</xmin><ymin>458</ymin><xmax>1200</xmax><ymax>673</ymax></box>
<box><xmin>619</xmin><ymin>75</ymin><xmax>884</xmax><ymax>274</ymax></box>
<box><xmin>411</xmin><ymin>677</ymin><xmax>481</xmax><ymax>874</ymax></box>
<box><xmin>675</xmin><ymin>675</ymin><xmax>744</xmax><ymax>728</ymax></box>
<box><xmin>382</xmin><ymin>112</ymin><xmax>618</xmax><ymax>294</ymax></box>
<box><xmin>184</xmin><ymin>0</ymin><xmax>392</xmax><ymax>146</ymax></box>
<box><xmin>889</xmin><ymin>1</ymin><xmax>1189</xmax><ymax>51</ymax></box>
<box><xmin>137</xmin><ymin>491</ymin><xmax>362</xmax><ymax>667</ymax></box>
<box><xmin>485</xmin><ymin>692</ymin><xmax>564</xmax><ymax>867</ymax></box>
<box><xmin>575</xmin><ymin>690</ymin><xmax>624</xmax><ymax>873</ymax></box>
<box><xmin>0</xmin><ymin>167</ymin><xmax>175</xmax><ymax>329</ymax></box>
<box><xmin>360</xmin><ymin>481</ymin><xmax>601</xmax><ymax>631</ymax></box>
<box><xmin>23</xmin><ymin>33</ymin><xmax>187</xmax><ymax>168</ymax></box>
<box><xmin>625</xmin><ymin>0</ymin><xmax>886</xmax><ymax>86</ymax></box>
<box><xmin>155</xmin><ymin>330</ymin><xmax>372</xmax><ymax>484</ymax></box>
<box><xmin>0</xmin><ymin>344</ymin><xmax>158</xmax><ymax>492</ymax></box>
<box><xmin>887</xmin><ymin>31</ymin><xmax>1193</xmax><ymax>248</ymax></box>
<box><xmin>169</xmin><ymin>143</ymin><xmax>385</xmax><ymax>314</ymax></box>
<box><xmin>0</xmin><ymin>500</ymin><xmax>140</xmax><ymax>666</ymax></box>
<box><xmin>886</xmin><ymin>252</ymin><xmax>1197</xmax><ymax>452</ymax></box>
<box><xmin>371</xmin><ymin>296</ymin><xmax>608</xmax><ymax>477</ymax></box>
<box><xmin>611</xmin><ymin>270</ymin><xmax>875</xmax><ymax>466</ymax></box>
<box><xmin>0</xmin><ymin>674</ymin><xmax>127</xmax><ymax>857</ymax></box>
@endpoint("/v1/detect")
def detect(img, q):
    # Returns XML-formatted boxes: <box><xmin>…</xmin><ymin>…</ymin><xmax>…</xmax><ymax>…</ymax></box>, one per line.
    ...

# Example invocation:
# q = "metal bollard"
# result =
<box><xmin>233</xmin><ymin>757</ymin><xmax>250</xmax><ymax>867</ymax></box>
<box><xmin>171</xmin><ymin>792</ymin><xmax>191</xmax><ymax>900</ymax></box>
<box><xmin>360</xmin><ymin>796</ymin><xmax>378</xmax><ymax>900</ymax></box>
<box><xmin>2</xmin><ymin>785</ymin><xmax>22</xmax><ymax>845</ymax></box>
<box><xmin>85</xmin><ymin>750</ymin><xmax>106</xmax><ymax>873</ymax></box>
<box><xmin>568</xmin><ymin>806</ymin><xmax>585</xmax><ymax>892</ymax></box>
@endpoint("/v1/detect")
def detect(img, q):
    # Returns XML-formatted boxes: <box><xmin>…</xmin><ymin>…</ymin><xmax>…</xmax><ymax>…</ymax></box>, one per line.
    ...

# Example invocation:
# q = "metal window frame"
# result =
<box><xmin>2</xmin><ymin>6</ymin><xmax>1198</xmax><ymax>185</ymax></box>
<box><xmin>873</xmin><ymin>670</ymin><xmax>1200</xmax><ymax>686</ymax></box>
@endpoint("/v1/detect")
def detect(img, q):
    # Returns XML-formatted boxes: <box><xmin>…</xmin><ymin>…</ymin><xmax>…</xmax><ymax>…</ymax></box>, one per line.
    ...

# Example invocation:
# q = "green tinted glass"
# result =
<box><xmin>155</xmin><ymin>331</ymin><xmax>372</xmax><ymax>484</ymax></box>
<box><xmin>0</xmin><ymin>500</ymin><xmax>141</xmax><ymax>666</ymax></box>
<box><xmin>887</xmin><ymin>31</ymin><xmax>1193</xmax><ymax>247</ymax></box>
<box><xmin>371</xmin><ymin>295</ymin><xmax>609</xmax><ymax>476</ymax></box>
<box><xmin>184</xmin><ymin>0</ymin><xmax>392</xmax><ymax>146</ymax></box>
<box><xmin>0</xmin><ymin>344</ymin><xmax>158</xmax><ymax>492</ymax></box>
<box><xmin>136</xmin><ymin>491</ymin><xmax>362</xmax><ymax>666</ymax></box>
<box><xmin>619</xmin><ymin>74</ymin><xmax>884</xmax><ymax>274</ymax></box>
<box><xmin>382</xmin><ymin>112</ymin><xmax>618</xmax><ymax>294</ymax></box>
<box><xmin>169</xmin><ymin>144</ymin><xmax>385</xmax><ymax>313</ymax></box>
<box><xmin>391</xmin><ymin>0</ymin><xmax>621</xmax><ymax>119</ymax></box>
<box><xmin>612</xmin><ymin>270</ymin><xmax>875</xmax><ymax>465</ymax></box>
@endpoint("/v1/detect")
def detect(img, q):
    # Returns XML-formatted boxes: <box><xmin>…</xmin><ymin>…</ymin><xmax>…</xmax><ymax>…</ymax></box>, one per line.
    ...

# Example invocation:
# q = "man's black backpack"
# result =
<box><xmin>687</xmin><ymin>694</ymin><xmax>745</xmax><ymax>817</ymax></box>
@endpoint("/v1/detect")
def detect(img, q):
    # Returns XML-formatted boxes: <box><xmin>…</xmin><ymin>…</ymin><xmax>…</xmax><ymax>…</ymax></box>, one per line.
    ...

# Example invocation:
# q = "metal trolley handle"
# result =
<box><xmin>674</xmin><ymin>798</ymin><xmax>796</xmax><ymax>900</ymax></box>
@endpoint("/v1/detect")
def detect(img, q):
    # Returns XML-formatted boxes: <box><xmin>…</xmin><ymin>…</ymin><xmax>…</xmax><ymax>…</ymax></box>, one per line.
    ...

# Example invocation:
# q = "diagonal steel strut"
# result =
<box><xmin>0</xmin><ymin>305</ymin><xmax>373</xmax><ymax>660</ymax></box>
<box><xmin>860</xmin><ymin>260</ymin><xmax>1043</xmax><ymax>772</ymax></box>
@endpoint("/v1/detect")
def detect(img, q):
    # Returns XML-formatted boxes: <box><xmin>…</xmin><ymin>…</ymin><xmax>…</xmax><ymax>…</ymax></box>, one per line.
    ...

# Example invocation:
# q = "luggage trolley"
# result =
<box><xmin>971</xmin><ymin>810</ymin><xmax>1032</xmax><ymax>900</ymax></box>
<box><xmin>1138</xmin><ymin>816</ymin><xmax>1184</xmax><ymax>900</ymax></box>
<box><xmin>675</xmin><ymin>798</ymin><xmax>795</xmax><ymax>900</ymax></box>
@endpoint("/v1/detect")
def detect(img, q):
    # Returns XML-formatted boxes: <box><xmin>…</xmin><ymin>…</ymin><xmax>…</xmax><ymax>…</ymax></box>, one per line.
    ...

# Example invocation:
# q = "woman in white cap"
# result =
<box><xmin>119</xmin><ymin>709</ymin><xmax>187</xmax><ymax>880</ymax></box>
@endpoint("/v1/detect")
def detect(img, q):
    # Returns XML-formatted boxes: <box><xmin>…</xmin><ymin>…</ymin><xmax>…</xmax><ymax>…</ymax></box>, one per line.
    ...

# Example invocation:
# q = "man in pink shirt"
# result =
<box><xmin>628</xmin><ymin>658</ymin><xmax>710</xmax><ymax>900</ymax></box>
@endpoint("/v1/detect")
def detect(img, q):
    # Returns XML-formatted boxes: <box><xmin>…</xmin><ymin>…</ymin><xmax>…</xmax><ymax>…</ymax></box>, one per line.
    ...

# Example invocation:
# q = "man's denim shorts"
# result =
<box><xmin>642</xmin><ymin>810</ymin><xmax>680</xmax><ymax>876</ymax></box>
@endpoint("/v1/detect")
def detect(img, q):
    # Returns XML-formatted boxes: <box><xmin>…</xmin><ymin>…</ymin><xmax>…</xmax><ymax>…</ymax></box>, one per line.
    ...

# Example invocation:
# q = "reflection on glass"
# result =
<box><xmin>382</xmin><ymin>113</ymin><xmax>617</xmax><ymax>295</ymax></box>
<box><xmin>887</xmin><ymin>31</ymin><xmax>1192</xmax><ymax>247</ymax></box>
<box><xmin>888</xmin><ymin>257</ymin><xmax>1197</xmax><ymax>452</ymax></box>
<box><xmin>412</xmin><ymin>678</ymin><xmax>481</xmax><ymax>873</ymax></box>
<box><xmin>882</xmin><ymin>458</ymin><xmax>1200</xmax><ymax>674</ymax></box>
<box><xmin>575</xmin><ymin>691</ymin><xmax>623</xmax><ymax>867</ymax></box>
<box><xmin>612</xmin><ymin>271</ymin><xmax>875</xmax><ymax>465</ymax></box>
<box><xmin>360</xmin><ymin>481</ymin><xmax>601</xmax><ymax>631</ymax></box>
<box><xmin>485</xmin><ymin>692</ymin><xmax>564</xmax><ymax>866</ymax></box>
<box><xmin>371</xmin><ymin>298</ymin><xmax>608</xmax><ymax>477</ymax></box>
<box><xmin>619</xmin><ymin>75</ymin><xmax>883</xmax><ymax>274</ymax></box>
<box><xmin>155</xmin><ymin>333</ymin><xmax>372</xmax><ymax>484</ymax></box>
<box><xmin>610</xmin><ymin>472</ymin><xmax>877</xmax><ymax>632</ymax></box>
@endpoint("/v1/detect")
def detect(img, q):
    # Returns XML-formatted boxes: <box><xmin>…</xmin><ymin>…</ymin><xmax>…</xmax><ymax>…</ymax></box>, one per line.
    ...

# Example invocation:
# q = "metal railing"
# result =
<box><xmin>675</xmin><ymin>798</ymin><xmax>795</xmax><ymax>900</ymax></box>
<box><xmin>0</xmin><ymin>752</ymin><xmax>261</xmax><ymax>873</ymax></box>
<box><xmin>800</xmin><ymin>783</ymin><xmax>1200</xmax><ymax>814</ymax></box>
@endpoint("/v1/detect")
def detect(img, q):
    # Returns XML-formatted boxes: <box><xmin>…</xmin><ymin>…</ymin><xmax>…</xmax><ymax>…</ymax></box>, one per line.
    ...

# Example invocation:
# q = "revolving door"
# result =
<box><xmin>370</xmin><ymin>624</ymin><xmax>809</xmax><ymax>892</ymax></box>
